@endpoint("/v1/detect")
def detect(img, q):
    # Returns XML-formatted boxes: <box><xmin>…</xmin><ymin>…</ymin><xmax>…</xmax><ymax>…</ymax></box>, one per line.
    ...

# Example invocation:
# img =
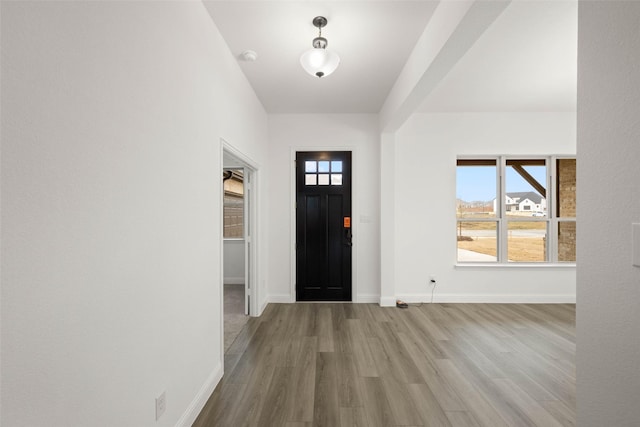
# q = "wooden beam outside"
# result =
<box><xmin>512</xmin><ymin>165</ymin><xmax>546</xmax><ymax>198</ymax></box>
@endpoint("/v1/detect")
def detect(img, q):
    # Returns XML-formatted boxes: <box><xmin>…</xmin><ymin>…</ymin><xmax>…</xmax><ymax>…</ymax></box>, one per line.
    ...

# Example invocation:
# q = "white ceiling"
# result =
<box><xmin>203</xmin><ymin>1</ymin><xmax>438</xmax><ymax>113</ymax></box>
<box><xmin>203</xmin><ymin>1</ymin><xmax>577</xmax><ymax>115</ymax></box>
<box><xmin>419</xmin><ymin>0</ymin><xmax>577</xmax><ymax>113</ymax></box>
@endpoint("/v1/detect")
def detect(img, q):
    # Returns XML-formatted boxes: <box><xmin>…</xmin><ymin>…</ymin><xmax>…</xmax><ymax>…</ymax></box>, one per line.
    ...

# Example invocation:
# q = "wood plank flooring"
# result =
<box><xmin>193</xmin><ymin>303</ymin><xmax>575</xmax><ymax>427</ymax></box>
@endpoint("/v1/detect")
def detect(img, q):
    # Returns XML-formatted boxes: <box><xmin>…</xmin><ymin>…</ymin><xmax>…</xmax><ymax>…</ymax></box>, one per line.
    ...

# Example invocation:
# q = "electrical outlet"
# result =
<box><xmin>429</xmin><ymin>275</ymin><xmax>436</xmax><ymax>284</ymax></box>
<box><xmin>156</xmin><ymin>391</ymin><xmax>166</xmax><ymax>421</ymax></box>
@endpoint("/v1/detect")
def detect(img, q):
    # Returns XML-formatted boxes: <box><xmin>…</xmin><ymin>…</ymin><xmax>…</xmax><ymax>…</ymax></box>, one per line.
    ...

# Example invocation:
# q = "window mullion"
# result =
<box><xmin>548</xmin><ymin>156</ymin><xmax>556</xmax><ymax>262</ymax></box>
<box><xmin>498</xmin><ymin>156</ymin><xmax>506</xmax><ymax>262</ymax></box>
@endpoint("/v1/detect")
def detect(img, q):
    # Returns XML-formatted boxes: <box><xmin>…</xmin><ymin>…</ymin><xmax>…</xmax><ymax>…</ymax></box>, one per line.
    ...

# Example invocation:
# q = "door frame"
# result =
<box><xmin>289</xmin><ymin>146</ymin><xmax>358</xmax><ymax>302</ymax></box>
<box><xmin>221</xmin><ymin>139</ymin><xmax>260</xmax><ymax>318</ymax></box>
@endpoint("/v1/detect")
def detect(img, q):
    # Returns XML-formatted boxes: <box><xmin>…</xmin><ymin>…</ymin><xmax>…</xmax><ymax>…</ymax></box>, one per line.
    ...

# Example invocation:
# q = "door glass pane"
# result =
<box><xmin>245</xmin><ymin>187</ymin><xmax>250</xmax><ymax>237</ymax></box>
<box><xmin>505</xmin><ymin>159</ymin><xmax>547</xmax><ymax>218</ymax></box>
<box><xmin>318</xmin><ymin>161</ymin><xmax>330</xmax><ymax>173</ymax></box>
<box><xmin>457</xmin><ymin>221</ymin><xmax>497</xmax><ymax>262</ymax></box>
<box><xmin>305</xmin><ymin>174</ymin><xmax>317</xmax><ymax>186</ymax></box>
<box><xmin>223</xmin><ymin>169</ymin><xmax>244</xmax><ymax>238</ymax></box>
<box><xmin>318</xmin><ymin>174</ymin><xmax>329</xmax><ymax>185</ymax></box>
<box><xmin>507</xmin><ymin>221</ymin><xmax>547</xmax><ymax>262</ymax></box>
<box><xmin>305</xmin><ymin>161</ymin><xmax>317</xmax><ymax>173</ymax></box>
<box><xmin>331</xmin><ymin>174</ymin><xmax>342</xmax><ymax>186</ymax></box>
<box><xmin>331</xmin><ymin>161</ymin><xmax>343</xmax><ymax>172</ymax></box>
<box><xmin>456</xmin><ymin>160</ymin><xmax>497</xmax><ymax>219</ymax></box>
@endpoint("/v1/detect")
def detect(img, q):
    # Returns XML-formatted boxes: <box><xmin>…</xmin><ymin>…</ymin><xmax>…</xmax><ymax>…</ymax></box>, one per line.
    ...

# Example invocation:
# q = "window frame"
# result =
<box><xmin>456</xmin><ymin>155</ymin><xmax>576</xmax><ymax>266</ymax></box>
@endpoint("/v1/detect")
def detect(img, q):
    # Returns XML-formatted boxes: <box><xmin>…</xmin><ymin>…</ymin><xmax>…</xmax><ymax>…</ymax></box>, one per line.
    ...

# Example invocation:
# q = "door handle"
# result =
<box><xmin>345</xmin><ymin>228</ymin><xmax>353</xmax><ymax>247</ymax></box>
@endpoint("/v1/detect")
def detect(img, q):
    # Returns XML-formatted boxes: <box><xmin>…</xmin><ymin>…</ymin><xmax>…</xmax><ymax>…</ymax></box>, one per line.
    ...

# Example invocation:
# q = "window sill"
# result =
<box><xmin>455</xmin><ymin>262</ymin><xmax>576</xmax><ymax>269</ymax></box>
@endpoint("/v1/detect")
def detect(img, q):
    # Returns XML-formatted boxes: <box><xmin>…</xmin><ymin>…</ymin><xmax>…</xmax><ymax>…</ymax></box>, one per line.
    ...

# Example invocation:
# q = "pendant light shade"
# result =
<box><xmin>300</xmin><ymin>16</ymin><xmax>340</xmax><ymax>78</ymax></box>
<box><xmin>300</xmin><ymin>48</ymin><xmax>340</xmax><ymax>78</ymax></box>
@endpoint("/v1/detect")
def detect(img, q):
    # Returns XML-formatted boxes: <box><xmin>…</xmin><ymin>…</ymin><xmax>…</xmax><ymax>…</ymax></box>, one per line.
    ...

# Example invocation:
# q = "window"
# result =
<box><xmin>223</xmin><ymin>169</ymin><xmax>244</xmax><ymax>238</ymax></box>
<box><xmin>304</xmin><ymin>160</ymin><xmax>343</xmax><ymax>186</ymax></box>
<box><xmin>456</xmin><ymin>157</ymin><xmax>576</xmax><ymax>264</ymax></box>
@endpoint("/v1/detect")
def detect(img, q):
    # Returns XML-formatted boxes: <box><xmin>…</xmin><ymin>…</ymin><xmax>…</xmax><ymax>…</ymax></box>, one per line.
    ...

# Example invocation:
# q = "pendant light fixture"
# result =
<box><xmin>300</xmin><ymin>16</ymin><xmax>340</xmax><ymax>78</ymax></box>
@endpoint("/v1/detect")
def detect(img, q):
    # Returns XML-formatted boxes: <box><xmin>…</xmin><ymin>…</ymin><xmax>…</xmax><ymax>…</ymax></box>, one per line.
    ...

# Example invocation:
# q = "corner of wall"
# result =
<box><xmin>175</xmin><ymin>363</ymin><xmax>223</xmax><ymax>427</ymax></box>
<box><xmin>379</xmin><ymin>296</ymin><xmax>397</xmax><ymax>307</ymax></box>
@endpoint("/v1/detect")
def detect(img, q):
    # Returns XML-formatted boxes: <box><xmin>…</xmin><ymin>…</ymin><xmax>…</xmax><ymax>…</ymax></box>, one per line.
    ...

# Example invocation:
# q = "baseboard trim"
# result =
<box><xmin>223</xmin><ymin>277</ymin><xmax>244</xmax><ymax>285</ymax></box>
<box><xmin>268</xmin><ymin>294</ymin><xmax>294</xmax><ymax>303</ymax></box>
<box><xmin>176</xmin><ymin>362</ymin><xmax>223</xmax><ymax>427</ymax></box>
<box><xmin>260</xmin><ymin>294</ymin><xmax>575</xmax><ymax>305</ymax></box>
<box><xmin>379</xmin><ymin>296</ymin><xmax>397</xmax><ymax>307</ymax></box>
<box><xmin>267</xmin><ymin>294</ymin><xmax>385</xmax><ymax>304</ymax></box>
<box><xmin>355</xmin><ymin>294</ymin><xmax>380</xmax><ymax>303</ymax></box>
<box><xmin>396</xmin><ymin>293</ymin><xmax>576</xmax><ymax>304</ymax></box>
<box><xmin>256</xmin><ymin>296</ymin><xmax>269</xmax><ymax>317</ymax></box>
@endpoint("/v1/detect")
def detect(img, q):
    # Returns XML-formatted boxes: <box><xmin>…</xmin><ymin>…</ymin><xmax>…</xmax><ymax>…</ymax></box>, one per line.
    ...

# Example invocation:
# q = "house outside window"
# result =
<box><xmin>456</xmin><ymin>157</ymin><xmax>576</xmax><ymax>264</ymax></box>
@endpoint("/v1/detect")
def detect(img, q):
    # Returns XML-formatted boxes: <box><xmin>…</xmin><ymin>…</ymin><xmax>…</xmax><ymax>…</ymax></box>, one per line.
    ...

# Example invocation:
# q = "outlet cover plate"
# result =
<box><xmin>156</xmin><ymin>391</ymin><xmax>166</xmax><ymax>420</ymax></box>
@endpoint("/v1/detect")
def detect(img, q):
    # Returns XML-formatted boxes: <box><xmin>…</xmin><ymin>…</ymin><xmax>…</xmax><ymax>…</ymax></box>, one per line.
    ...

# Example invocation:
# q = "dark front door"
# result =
<box><xmin>296</xmin><ymin>151</ymin><xmax>352</xmax><ymax>301</ymax></box>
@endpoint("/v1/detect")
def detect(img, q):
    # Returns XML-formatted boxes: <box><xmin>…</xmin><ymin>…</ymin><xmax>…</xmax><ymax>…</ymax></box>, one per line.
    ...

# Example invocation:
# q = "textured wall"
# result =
<box><xmin>391</xmin><ymin>112</ymin><xmax>576</xmax><ymax>302</ymax></box>
<box><xmin>577</xmin><ymin>3</ymin><xmax>640</xmax><ymax>426</ymax></box>
<box><xmin>1</xmin><ymin>2</ymin><xmax>268</xmax><ymax>426</ymax></box>
<box><xmin>267</xmin><ymin>114</ymin><xmax>381</xmax><ymax>303</ymax></box>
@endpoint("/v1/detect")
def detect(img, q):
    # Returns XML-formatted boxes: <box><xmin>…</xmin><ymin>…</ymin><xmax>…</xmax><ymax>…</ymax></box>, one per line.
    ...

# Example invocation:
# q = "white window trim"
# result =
<box><xmin>456</xmin><ymin>155</ymin><xmax>576</xmax><ymax>266</ymax></box>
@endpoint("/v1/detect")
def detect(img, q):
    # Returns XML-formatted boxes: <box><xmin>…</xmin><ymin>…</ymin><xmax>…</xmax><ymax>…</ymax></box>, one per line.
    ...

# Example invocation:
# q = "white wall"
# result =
<box><xmin>267</xmin><ymin>114</ymin><xmax>381</xmax><ymax>302</ymax></box>
<box><xmin>1</xmin><ymin>2</ymin><xmax>267</xmax><ymax>426</ymax></box>
<box><xmin>223</xmin><ymin>240</ymin><xmax>245</xmax><ymax>284</ymax></box>
<box><xmin>577</xmin><ymin>3</ymin><xmax>640</xmax><ymax>425</ymax></box>
<box><xmin>388</xmin><ymin>112</ymin><xmax>576</xmax><ymax>302</ymax></box>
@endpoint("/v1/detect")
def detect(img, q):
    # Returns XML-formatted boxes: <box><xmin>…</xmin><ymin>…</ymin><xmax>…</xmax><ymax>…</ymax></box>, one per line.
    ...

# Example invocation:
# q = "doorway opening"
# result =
<box><xmin>222</xmin><ymin>168</ymin><xmax>248</xmax><ymax>352</ymax></box>
<box><xmin>221</xmin><ymin>142</ymin><xmax>259</xmax><ymax>357</ymax></box>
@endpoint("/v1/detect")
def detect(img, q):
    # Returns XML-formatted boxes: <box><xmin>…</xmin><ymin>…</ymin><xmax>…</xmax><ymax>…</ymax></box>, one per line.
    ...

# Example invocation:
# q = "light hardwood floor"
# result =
<box><xmin>193</xmin><ymin>303</ymin><xmax>575</xmax><ymax>427</ymax></box>
<box><xmin>224</xmin><ymin>284</ymin><xmax>248</xmax><ymax>353</ymax></box>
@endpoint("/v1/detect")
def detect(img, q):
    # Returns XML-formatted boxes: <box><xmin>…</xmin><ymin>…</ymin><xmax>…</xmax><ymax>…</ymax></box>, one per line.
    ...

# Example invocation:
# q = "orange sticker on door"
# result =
<box><xmin>344</xmin><ymin>217</ymin><xmax>351</xmax><ymax>228</ymax></box>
